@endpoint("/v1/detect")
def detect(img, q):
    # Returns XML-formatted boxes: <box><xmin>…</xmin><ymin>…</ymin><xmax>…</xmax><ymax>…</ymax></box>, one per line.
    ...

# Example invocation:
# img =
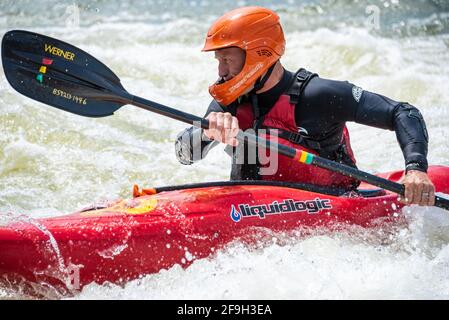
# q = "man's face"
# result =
<box><xmin>214</xmin><ymin>47</ymin><xmax>246</xmax><ymax>82</ymax></box>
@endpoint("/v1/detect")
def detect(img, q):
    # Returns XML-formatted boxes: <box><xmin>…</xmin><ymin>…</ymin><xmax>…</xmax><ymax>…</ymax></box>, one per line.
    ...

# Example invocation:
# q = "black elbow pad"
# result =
<box><xmin>394</xmin><ymin>103</ymin><xmax>429</xmax><ymax>143</ymax></box>
<box><xmin>394</xmin><ymin>103</ymin><xmax>429</xmax><ymax>171</ymax></box>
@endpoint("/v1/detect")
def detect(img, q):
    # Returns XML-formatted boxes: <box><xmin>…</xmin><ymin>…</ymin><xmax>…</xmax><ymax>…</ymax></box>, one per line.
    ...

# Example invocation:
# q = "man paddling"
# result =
<box><xmin>175</xmin><ymin>6</ymin><xmax>435</xmax><ymax>206</ymax></box>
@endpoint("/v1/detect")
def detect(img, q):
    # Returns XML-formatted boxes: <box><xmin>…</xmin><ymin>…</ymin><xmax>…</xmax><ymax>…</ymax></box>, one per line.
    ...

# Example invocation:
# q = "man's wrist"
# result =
<box><xmin>405</xmin><ymin>162</ymin><xmax>427</xmax><ymax>174</ymax></box>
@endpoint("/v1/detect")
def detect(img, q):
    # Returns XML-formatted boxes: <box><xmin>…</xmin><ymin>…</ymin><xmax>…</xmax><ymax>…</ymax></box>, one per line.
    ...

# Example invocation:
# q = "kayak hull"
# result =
<box><xmin>1</xmin><ymin>166</ymin><xmax>449</xmax><ymax>294</ymax></box>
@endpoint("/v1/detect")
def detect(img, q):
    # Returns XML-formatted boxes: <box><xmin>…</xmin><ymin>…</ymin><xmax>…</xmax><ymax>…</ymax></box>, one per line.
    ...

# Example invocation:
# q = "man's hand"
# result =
<box><xmin>399</xmin><ymin>170</ymin><xmax>435</xmax><ymax>206</ymax></box>
<box><xmin>204</xmin><ymin>112</ymin><xmax>239</xmax><ymax>147</ymax></box>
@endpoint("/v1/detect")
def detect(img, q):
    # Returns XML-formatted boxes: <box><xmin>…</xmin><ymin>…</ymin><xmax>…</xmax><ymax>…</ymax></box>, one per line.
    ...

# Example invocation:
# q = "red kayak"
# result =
<box><xmin>1</xmin><ymin>165</ymin><xmax>449</xmax><ymax>295</ymax></box>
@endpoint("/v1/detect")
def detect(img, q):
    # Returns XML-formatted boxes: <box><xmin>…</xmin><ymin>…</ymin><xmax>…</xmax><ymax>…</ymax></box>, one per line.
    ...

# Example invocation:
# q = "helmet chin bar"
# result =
<box><xmin>219</xmin><ymin>60</ymin><xmax>278</xmax><ymax>105</ymax></box>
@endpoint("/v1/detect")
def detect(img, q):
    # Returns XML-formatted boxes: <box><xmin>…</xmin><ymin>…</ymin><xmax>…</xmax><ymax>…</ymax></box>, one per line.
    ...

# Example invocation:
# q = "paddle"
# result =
<box><xmin>2</xmin><ymin>30</ymin><xmax>449</xmax><ymax>211</ymax></box>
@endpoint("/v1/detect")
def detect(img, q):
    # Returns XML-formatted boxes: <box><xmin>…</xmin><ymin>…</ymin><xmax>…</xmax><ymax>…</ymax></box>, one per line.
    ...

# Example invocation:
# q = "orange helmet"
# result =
<box><xmin>202</xmin><ymin>6</ymin><xmax>285</xmax><ymax>106</ymax></box>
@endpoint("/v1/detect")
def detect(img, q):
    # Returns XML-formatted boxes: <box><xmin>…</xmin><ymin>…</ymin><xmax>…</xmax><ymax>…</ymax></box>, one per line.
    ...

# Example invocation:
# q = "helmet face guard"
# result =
<box><xmin>202</xmin><ymin>6</ymin><xmax>285</xmax><ymax>106</ymax></box>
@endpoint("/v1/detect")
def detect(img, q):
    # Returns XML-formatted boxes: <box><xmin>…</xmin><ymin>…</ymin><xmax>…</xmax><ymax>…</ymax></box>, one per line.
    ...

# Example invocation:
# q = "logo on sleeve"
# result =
<box><xmin>352</xmin><ymin>86</ymin><xmax>363</xmax><ymax>103</ymax></box>
<box><xmin>297</xmin><ymin>127</ymin><xmax>309</xmax><ymax>136</ymax></box>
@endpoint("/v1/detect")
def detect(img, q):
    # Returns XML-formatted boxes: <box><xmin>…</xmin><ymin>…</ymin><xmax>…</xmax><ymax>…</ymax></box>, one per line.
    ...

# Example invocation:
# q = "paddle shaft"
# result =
<box><xmin>128</xmin><ymin>95</ymin><xmax>449</xmax><ymax>210</ymax></box>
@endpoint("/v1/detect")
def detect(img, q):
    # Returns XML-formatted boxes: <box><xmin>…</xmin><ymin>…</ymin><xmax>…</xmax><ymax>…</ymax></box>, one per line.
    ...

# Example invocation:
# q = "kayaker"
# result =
<box><xmin>175</xmin><ymin>6</ymin><xmax>435</xmax><ymax>206</ymax></box>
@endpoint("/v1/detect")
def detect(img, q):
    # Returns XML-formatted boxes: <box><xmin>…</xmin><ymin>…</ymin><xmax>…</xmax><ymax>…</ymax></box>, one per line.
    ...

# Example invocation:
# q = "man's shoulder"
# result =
<box><xmin>301</xmin><ymin>74</ymin><xmax>355</xmax><ymax>99</ymax></box>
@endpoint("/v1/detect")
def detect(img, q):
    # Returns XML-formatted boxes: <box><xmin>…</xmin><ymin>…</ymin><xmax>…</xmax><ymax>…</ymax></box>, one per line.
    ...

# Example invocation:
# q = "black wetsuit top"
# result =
<box><xmin>175</xmin><ymin>68</ymin><xmax>429</xmax><ymax>179</ymax></box>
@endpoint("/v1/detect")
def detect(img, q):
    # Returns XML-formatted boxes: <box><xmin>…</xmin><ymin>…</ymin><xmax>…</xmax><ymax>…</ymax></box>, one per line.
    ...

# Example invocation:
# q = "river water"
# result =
<box><xmin>1</xmin><ymin>0</ymin><xmax>449</xmax><ymax>299</ymax></box>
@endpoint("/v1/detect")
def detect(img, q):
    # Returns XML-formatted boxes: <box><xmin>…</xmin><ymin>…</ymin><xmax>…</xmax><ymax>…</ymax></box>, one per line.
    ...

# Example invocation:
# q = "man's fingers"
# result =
<box><xmin>229</xmin><ymin>138</ymin><xmax>238</xmax><ymax>147</ymax></box>
<box><xmin>204</xmin><ymin>112</ymin><xmax>239</xmax><ymax>146</ymax></box>
<box><xmin>208</xmin><ymin>112</ymin><xmax>217</xmax><ymax>129</ymax></box>
<box><xmin>223</xmin><ymin>113</ymin><xmax>232</xmax><ymax>129</ymax></box>
<box><xmin>216</xmin><ymin>113</ymin><xmax>224</xmax><ymax>130</ymax></box>
<box><xmin>221</xmin><ymin>113</ymin><xmax>232</xmax><ymax>142</ymax></box>
<box><xmin>207</xmin><ymin>112</ymin><xmax>225</xmax><ymax>142</ymax></box>
<box><xmin>231</xmin><ymin>116</ymin><xmax>239</xmax><ymax>146</ymax></box>
<box><xmin>429</xmin><ymin>185</ymin><xmax>436</xmax><ymax>206</ymax></box>
<box><xmin>422</xmin><ymin>184</ymin><xmax>435</xmax><ymax>206</ymax></box>
<box><xmin>204</xmin><ymin>112</ymin><xmax>217</xmax><ymax>139</ymax></box>
<box><xmin>404</xmin><ymin>183</ymin><xmax>413</xmax><ymax>205</ymax></box>
<box><xmin>413</xmin><ymin>182</ymin><xmax>424</xmax><ymax>205</ymax></box>
<box><xmin>420</xmin><ymin>185</ymin><xmax>429</xmax><ymax>206</ymax></box>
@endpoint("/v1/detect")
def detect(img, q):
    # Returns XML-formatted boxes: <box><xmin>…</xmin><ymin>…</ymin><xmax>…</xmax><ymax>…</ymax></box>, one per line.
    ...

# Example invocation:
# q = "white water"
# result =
<box><xmin>1</xmin><ymin>0</ymin><xmax>449</xmax><ymax>299</ymax></box>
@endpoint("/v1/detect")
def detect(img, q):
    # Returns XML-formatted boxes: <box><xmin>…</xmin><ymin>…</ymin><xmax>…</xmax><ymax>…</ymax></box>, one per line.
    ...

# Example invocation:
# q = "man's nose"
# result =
<box><xmin>218</xmin><ymin>61</ymin><xmax>229</xmax><ymax>79</ymax></box>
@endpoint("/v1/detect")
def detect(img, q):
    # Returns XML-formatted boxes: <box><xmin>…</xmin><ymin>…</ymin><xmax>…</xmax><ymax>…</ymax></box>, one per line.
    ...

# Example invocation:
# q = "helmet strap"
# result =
<box><xmin>250</xmin><ymin>62</ymin><xmax>277</xmax><ymax>94</ymax></box>
<box><xmin>249</xmin><ymin>62</ymin><xmax>277</xmax><ymax>123</ymax></box>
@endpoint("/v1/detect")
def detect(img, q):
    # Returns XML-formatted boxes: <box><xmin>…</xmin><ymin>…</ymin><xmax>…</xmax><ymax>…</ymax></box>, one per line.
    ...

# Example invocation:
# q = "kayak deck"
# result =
<box><xmin>1</xmin><ymin>166</ymin><xmax>448</xmax><ymax>295</ymax></box>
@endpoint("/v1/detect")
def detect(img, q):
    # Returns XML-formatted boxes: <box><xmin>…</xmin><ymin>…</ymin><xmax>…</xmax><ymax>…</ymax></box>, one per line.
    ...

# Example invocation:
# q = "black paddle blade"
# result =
<box><xmin>1</xmin><ymin>30</ymin><xmax>130</xmax><ymax>117</ymax></box>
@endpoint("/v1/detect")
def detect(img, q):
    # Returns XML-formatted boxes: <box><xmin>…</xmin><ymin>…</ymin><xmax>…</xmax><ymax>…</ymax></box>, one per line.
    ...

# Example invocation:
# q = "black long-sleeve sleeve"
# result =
<box><xmin>295</xmin><ymin>77</ymin><xmax>429</xmax><ymax>172</ymax></box>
